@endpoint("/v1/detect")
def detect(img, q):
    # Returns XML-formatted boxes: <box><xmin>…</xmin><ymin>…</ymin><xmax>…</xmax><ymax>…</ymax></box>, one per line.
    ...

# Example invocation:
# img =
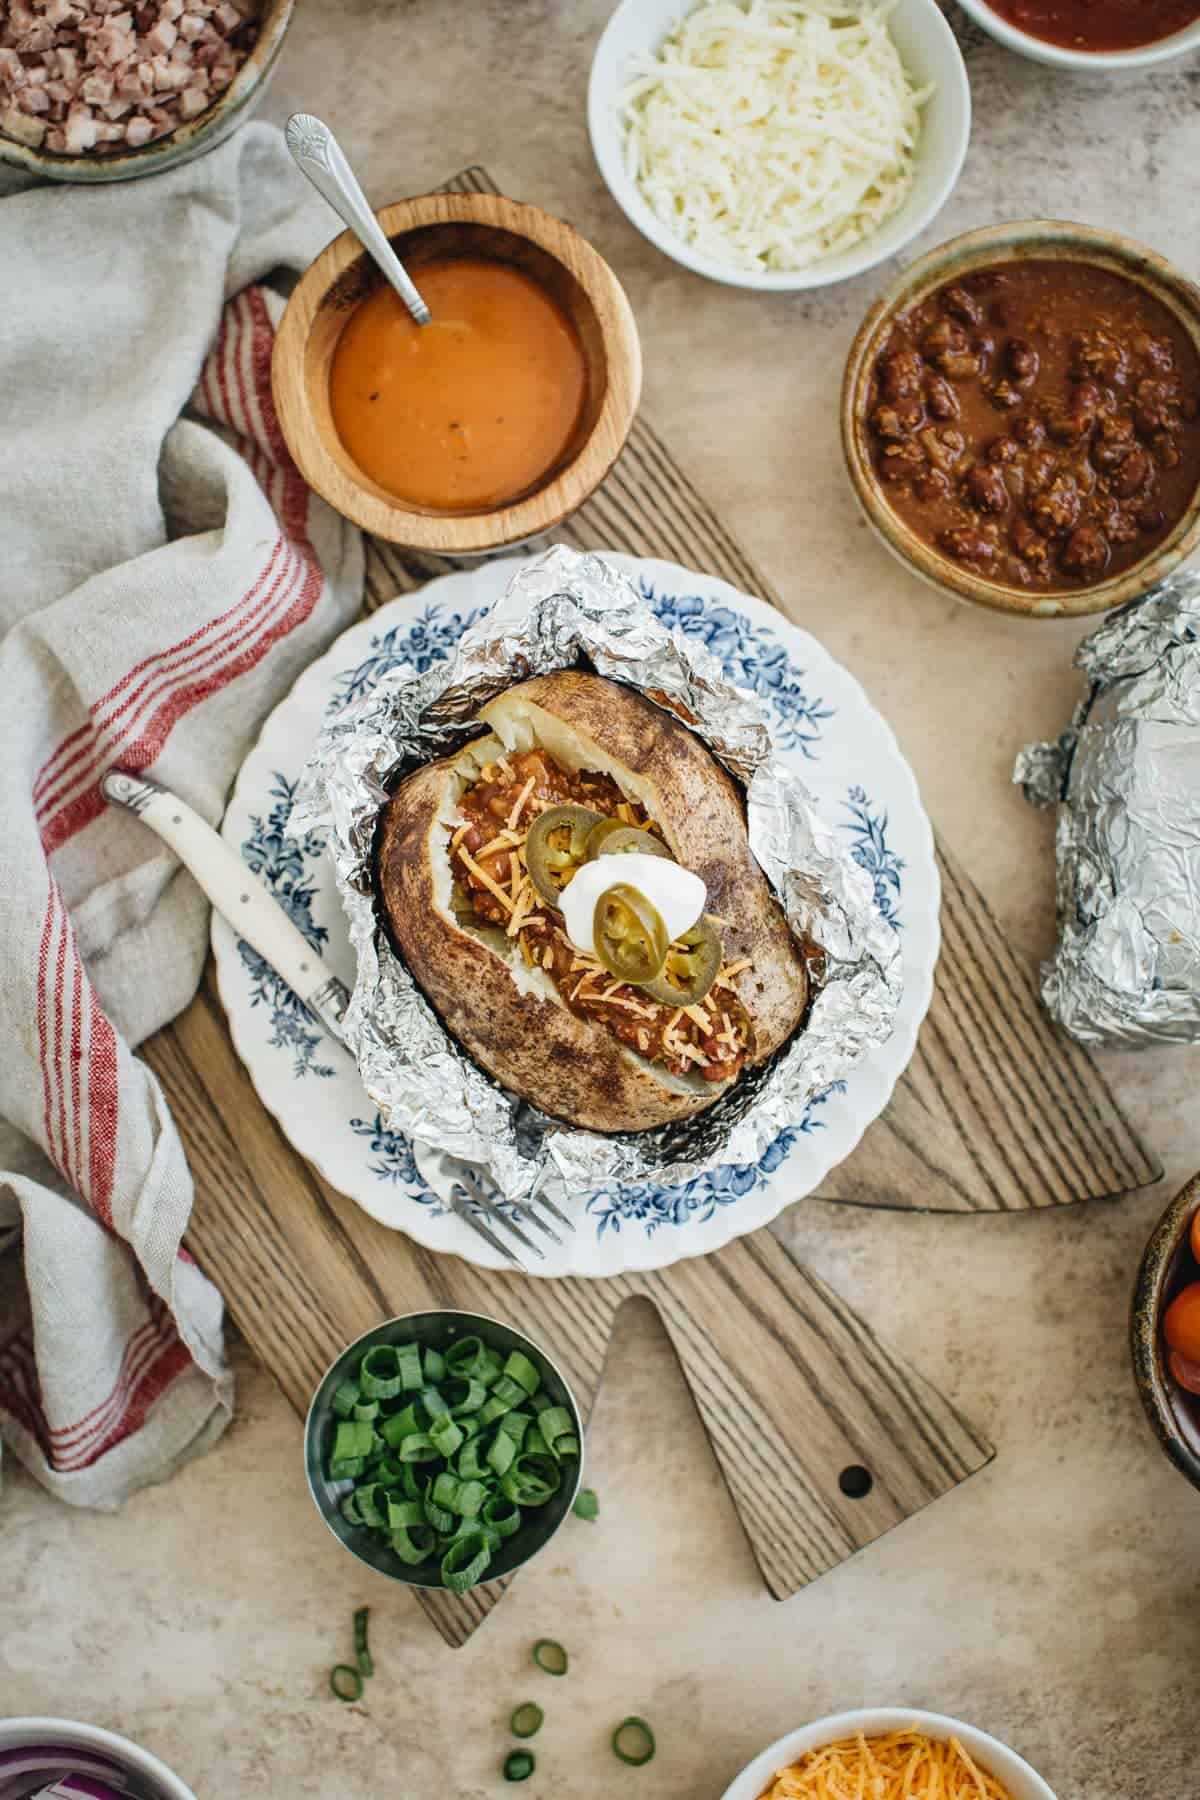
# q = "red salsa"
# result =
<box><xmin>984</xmin><ymin>0</ymin><xmax>1200</xmax><ymax>51</ymax></box>
<box><xmin>1162</xmin><ymin>1206</ymin><xmax>1200</xmax><ymax>1420</ymax></box>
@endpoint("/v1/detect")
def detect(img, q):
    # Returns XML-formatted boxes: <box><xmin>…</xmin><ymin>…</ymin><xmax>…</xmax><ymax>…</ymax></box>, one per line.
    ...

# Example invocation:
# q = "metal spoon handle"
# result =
<box><xmin>286</xmin><ymin>113</ymin><xmax>431</xmax><ymax>326</ymax></box>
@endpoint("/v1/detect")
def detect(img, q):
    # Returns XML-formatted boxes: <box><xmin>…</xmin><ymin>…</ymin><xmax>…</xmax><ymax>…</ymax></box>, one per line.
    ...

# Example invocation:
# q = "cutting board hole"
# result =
<box><xmin>838</xmin><ymin>1464</ymin><xmax>873</xmax><ymax>1499</ymax></box>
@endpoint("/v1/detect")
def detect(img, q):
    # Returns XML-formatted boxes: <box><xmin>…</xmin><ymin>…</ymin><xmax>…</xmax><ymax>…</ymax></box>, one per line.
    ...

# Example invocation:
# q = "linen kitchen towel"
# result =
<box><xmin>0</xmin><ymin>123</ymin><xmax>363</xmax><ymax>1507</ymax></box>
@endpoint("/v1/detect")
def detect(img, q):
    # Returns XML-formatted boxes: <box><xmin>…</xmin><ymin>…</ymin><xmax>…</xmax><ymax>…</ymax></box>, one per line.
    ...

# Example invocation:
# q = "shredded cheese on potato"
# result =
<box><xmin>619</xmin><ymin>0</ymin><xmax>932</xmax><ymax>273</ymax></box>
<box><xmin>761</xmin><ymin>1728</ymin><xmax>1014</xmax><ymax>1799</ymax></box>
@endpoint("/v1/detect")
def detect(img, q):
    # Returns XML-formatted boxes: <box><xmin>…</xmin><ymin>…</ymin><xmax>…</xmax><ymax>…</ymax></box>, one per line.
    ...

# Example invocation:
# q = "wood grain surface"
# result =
<box><xmin>142</xmin><ymin>165</ymin><xmax>1157</xmax><ymax>1647</ymax></box>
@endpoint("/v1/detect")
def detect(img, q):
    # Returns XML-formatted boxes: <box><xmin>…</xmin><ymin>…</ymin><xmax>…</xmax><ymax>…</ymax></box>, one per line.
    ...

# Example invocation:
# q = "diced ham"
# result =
<box><xmin>63</xmin><ymin>102</ymin><xmax>98</xmax><ymax>150</ymax></box>
<box><xmin>0</xmin><ymin>0</ymin><xmax>258</xmax><ymax>156</ymax></box>
<box><xmin>80</xmin><ymin>66</ymin><xmax>114</xmax><ymax>101</ymax></box>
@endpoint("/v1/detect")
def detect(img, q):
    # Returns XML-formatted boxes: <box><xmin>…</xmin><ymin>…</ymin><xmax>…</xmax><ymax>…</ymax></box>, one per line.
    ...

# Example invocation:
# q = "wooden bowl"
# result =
<box><xmin>0</xmin><ymin>0</ymin><xmax>293</xmax><ymax>184</ymax></box>
<box><xmin>1131</xmin><ymin>1173</ymin><xmax>1200</xmax><ymax>1495</ymax></box>
<box><xmin>841</xmin><ymin>220</ymin><xmax>1200</xmax><ymax>620</ymax></box>
<box><xmin>272</xmin><ymin>192</ymin><xmax>642</xmax><ymax>554</ymax></box>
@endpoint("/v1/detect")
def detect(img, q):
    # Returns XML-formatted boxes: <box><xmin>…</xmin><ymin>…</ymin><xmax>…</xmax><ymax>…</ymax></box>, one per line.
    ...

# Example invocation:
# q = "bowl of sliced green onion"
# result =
<box><xmin>305</xmin><ymin>1310</ymin><xmax>584</xmax><ymax>1594</ymax></box>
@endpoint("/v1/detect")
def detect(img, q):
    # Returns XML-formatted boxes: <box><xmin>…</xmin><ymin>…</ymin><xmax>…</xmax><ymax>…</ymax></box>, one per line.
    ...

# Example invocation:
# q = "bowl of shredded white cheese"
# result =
<box><xmin>588</xmin><ymin>0</ymin><xmax>971</xmax><ymax>291</ymax></box>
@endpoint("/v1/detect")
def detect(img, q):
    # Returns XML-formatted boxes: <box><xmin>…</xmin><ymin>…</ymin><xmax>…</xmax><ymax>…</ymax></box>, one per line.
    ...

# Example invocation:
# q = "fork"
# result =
<box><xmin>103</xmin><ymin>770</ymin><xmax>574</xmax><ymax>1273</ymax></box>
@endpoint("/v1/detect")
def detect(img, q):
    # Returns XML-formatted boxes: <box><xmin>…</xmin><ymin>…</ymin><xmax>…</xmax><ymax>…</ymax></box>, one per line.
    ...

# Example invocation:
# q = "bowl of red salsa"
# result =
<box><xmin>1132</xmin><ymin>1174</ymin><xmax>1200</xmax><ymax>1496</ymax></box>
<box><xmin>841</xmin><ymin>219</ymin><xmax>1200</xmax><ymax>618</ymax></box>
<box><xmin>956</xmin><ymin>0</ymin><xmax>1200</xmax><ymax>69</ymax></box>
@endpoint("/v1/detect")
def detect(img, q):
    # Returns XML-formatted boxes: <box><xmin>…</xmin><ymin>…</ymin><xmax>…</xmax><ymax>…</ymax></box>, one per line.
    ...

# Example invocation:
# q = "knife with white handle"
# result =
<box><xmin>101</xmin><ymin>770</ymin><xmax>351</xmax><ymax>1044</ymax></box>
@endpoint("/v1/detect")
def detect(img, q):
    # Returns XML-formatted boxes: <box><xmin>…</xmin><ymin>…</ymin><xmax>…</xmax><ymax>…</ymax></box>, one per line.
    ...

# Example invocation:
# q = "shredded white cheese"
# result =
<box><xmin>619</xmin><ymin>0</ymin><xmax>933</xmax><ymax>273</ymax></box>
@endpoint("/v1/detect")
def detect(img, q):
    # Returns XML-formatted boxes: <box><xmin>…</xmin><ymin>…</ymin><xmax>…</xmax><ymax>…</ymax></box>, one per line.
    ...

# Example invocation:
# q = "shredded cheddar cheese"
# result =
<box><xmin>506</xmin><ymin>775</ymin><xmax>537</xmax><ymax>831</ymax></box>
<box><xmin>760</xmin><ymin>1729</ymin><xmax>1014</xmax><ymax>1800</ymax></box>
<box><xmin>457</xmin><ymin>847</ymin><xmax>515</xmax><ymax>914</ymax></box>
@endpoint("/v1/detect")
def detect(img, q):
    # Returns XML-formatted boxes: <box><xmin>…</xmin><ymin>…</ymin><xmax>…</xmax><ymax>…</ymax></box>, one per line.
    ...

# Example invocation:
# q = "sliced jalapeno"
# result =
<box><xmin>641</xmin><ymin>915</ymin><xmax>723</xmax><ymax>1006</ymax></box>
<box><xmin>592</xmin><ymin>824</ymin><xmax>670</xmax><ymax>861</ymax></box>
<box><xmin>525</xmin><ymin>804</ymin><xmax>604</xmax><ymax>906</ymax></box>
<box><xmin>593</xmin><ymin>884</ymin><xmax>669</xmax><ymax>985</ymax></box>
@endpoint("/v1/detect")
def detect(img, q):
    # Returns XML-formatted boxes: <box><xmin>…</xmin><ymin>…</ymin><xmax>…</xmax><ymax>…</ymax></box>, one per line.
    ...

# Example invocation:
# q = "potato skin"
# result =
<box><xmin>375</xmin><ymin>673</ymin><xmax>810</xmax><ymax>1133</ymax></box>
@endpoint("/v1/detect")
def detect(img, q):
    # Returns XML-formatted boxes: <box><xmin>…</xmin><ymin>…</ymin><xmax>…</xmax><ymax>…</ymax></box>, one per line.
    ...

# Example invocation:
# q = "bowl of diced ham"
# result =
<box><xmin>0</xmin><ymin>0</ymin><xmax>292</xmax><ymax>180</ymax></box>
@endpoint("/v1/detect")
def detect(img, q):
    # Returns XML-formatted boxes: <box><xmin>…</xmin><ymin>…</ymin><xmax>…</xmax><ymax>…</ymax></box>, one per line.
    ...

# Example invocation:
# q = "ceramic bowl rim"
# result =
<box><xmin>954</xmin><ymin>0</ymin><xmax>1200</xmax><ymax>72</ymax></box>
<box><xmin>0</xmin><ymin>1717</ymin><xmax>198</xmax><ymax>1800</ymax></box>
<box><xmin>0</xmin><ymin>0</ymin><xmax>293</xmax><ymax>183</ymax></box>
<box><xmin>1131</xmin><ymin>1172</ymin><xmax>1200</xmax><ymax>1494</ymax></box>
<box><xmin>586</xmin><ymin>0</ymin><xmax>971</xmax><ymax>293</ymax></box>
<box><xmin>271</xmin><ymin>190</ymin><xmax>642</xmax><ymax>552</ymax></box>
<box><xmin>840</xmin><ymin>218</ymin><xmax>1200</xmax><ymax>619</ymax></box>
<box><xmin>303</xmin><ymin>1308</ymin><xmax>585</xmax><ymax>1589</ymax></box>
<box><xmin>719</xmin><ymin>1707</ymin><xmax>1058</xmax><ymax>1800</ymax></box>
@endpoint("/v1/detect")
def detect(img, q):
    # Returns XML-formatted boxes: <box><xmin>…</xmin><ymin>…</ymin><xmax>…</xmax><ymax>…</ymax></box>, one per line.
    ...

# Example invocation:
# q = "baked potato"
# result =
<box><xmin>375</xmin><ymin>671</ymin><xmax>810</xmax><ymax>1133</ymax></box>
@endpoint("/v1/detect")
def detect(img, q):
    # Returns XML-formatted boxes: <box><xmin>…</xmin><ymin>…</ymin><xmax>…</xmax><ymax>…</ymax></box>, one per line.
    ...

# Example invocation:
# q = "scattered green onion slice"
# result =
<box><xmin>329</xmin><ymin>1663</ymin><xmax>363</xmax><ymax>1702</ymax></box>
<box><xmin>510</xmin><ymin>1703</ymin><xmax>544</xmax><ymax>1739</ymax></box>
<box><xmin>353</xmin><ymin>1606</ymin><xmax>372</xmax><ymax>1678</ymax></box>
<box><xmin>612</xmin><ymin>1718</ymin><xmax>655</xmax><ymax>1766</ymax></box>
<box><xmin>573</xmin><ymin>1487</ymin><xmax>599</xmax><ymax>1521</ymax></box>
<box><xmin>503</xmin><ymin>1750</ymin><xmax>535</xmax><ymax>1782</ymax></box>
<box><xmin>532</xmin><ymin>1637</ymin><xmax>569</xmax><ymax>1676</ymax></box>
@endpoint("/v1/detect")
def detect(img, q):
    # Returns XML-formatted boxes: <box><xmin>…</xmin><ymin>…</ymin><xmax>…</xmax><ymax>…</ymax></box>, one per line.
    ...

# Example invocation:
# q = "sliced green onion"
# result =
<box><xmin>380</xmin><ymin>1403</ymin><xmax>424</xmax><ymax>1449</ymax></box>
<box><xmin>554</xmin><ymin>1435</ymin><xmax>580</xmax><ymax>1459</ymax></box>
<box><xmin>352</xmin><ymin>1399</ymin><xmax>380</xmax><ymax>1422</ymax></box>
<box><xmin>386</xmin><ymin>1494</ymin><xmax>425</xmax><ymax>1529</ymax></box>
<box><xmin>332</xmin><ymin>1420</ymin><xmax>376</xmax><ymax>1463</ymax></box>
<box><xmin>457</xmin><ymin>1436</ymin><xmax>488</xmax><ymax>1481</ymax></box>
<box><xmin>530</xmin><ymin>1391</ymin><xmax>552</xmax><ymax>1414</ymax></box>
<box><xmin>532</xmin><ymin>1638</ymin><xmax>568</xmax><ymax>1676</ymax></box>
<box><xmin>329</xmin><ymin>1455</ymin><xmax>366</xmax><ymax>1481</ymax></box>
<box><xmin>421</xmin><ymin>1386</ymin><xmax>451</xmax><ymax>1420</ymax></box>
<box><xmin>496</xmin><ymin>1410</ymin><xmax>532</xmax><ymax>1446</ymax></box>
<box><xmin>538</xmin><ymin>1406</ymin><xmax>575</xmax><ymax>1453</ymax></box>
<box><xmin>423</xmin><ymin>1346</ymin><xmax>446</xmax><ymax>1384</ymax></box>
<box><xmin>441</xmin><ymin>1530</ymin><xmax>492</xmax><ymax>1593</ymax></box>
<box><xmin>374</xmin><ymin>1454</ymin><xmax>403</xmax><ymax>1484</ymax></box>
<box><xmin>445</xmin><ymin>1335</ymin><xmax>485</xmax><ymax>1376</ymax></box>
<box><xmin>503</xmin><ymin>1750</ymin><xmax>535</xmax><ymax>1782</ymax></box>
<box><xmin>491</xmin><ymin>1374</ymin><xmax>527</xmax><ymax>1410</ymax></box>
<box><xmin>487</xmin><ymin>1431</ymin><xmax>517</xmax><ymax>1477</ymax></box>
<box><xmin>510</xmin><ymin>1703</ymin><xmax>543</xmax><ymax>1739</ymax></box>
<box><xmin>330</xmin><ymin>1663</ymin><xmax>362</xmax><ymax>1702</ymax></box>
<box><xmin>504</xmin><ymin>1350</ymin><xmax>541</xmax><ymax>1397</ymax></box>
<box><xmin>429</xmin><ymin>1414</ymin><xmax>464</xmax><ymax>1459</ymax></box>
<box><xmin>479</xmin><ymin>1393</ymin><xmax>512</xmax><ymax>1427</ymax></box>
<box><xmin>356</xmin><ymin>1483</ymin><xmax>387</xmax><ymax>1529</ymax></box>
<box><xmin>398</xmin><ymin>1432</ymin><xmax>441</xmax><ymax>1463</ymax></box>
<box><xmin>360</xmin><ymin>1345</ymin><xmax>402</xmax><ymax>1400</ymax></box>
<box><xmin>573</xmin><ymin>1487</ymin><xmax>599</xmax><ymax>1521</ymax></box>
<box><xmin>501</xmin><ymin>1453</ymin><xmax>560</xmax><ymax>1507</ymax></box>
<box><xmin>477</xmin><ymin>1348</ymin><xmax>504</xmax><ymax>1388</ymax></box>
<box><xmin>391</xmin><ymin>1524</ymin><xmax>435</xmax><ymax>1565</ymax></box>
<box><xmin>423</xmin><ymin>1484</ymin><xmax>455</xmax><ymax>1533</ymax></box>
<box><xmin>340</xmin><ymin>1490</ymin><xmax>362</xmax><ymax>1526</ymax></box>
<box><xmin>445</xmin><ymin>1376</ymin><xmax>486</xmax><ymax>1415</ymax></box>
<box><xmin>331</xmin><ymin>1380</ymin><xmax>360</xmax><ymax>1419</ymax></box>
<box><xmin>397</xmin><ymin>1343</ymin><xmax>423</xmax><ymax>1390</ymax></box>
<box><xmin>353</xmin><ymin>1606</ymin><xmax>372</xmax><ymax>1679</ymax></box>
<box><xmin>524</xmin><ymin>1426</ymin><xmax>549</xmax><ymax>1459</ymax></box>
<box><xmin>612</xmin><ymin>1718</ymin><xmax>655</xmax><ymax>1766</ymax></box>
<box><xmin>458</xmin><ymin>1413</ymin><xmax>483</xmax><ymax>1442</ymax></box>
<box><xmin>482</xmin><ymin>1492</ymin><xmax>522</xmax><ymax>1539</ymax></box>
<box><xmin>399</xmin><ymin>1462</ymin><xmax>422</xmax><ymax>1501</ymax></box>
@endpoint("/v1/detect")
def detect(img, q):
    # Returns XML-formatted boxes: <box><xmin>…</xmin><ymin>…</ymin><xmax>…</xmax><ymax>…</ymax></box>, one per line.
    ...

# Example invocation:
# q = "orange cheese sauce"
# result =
<box><xmin>328</xmin><ymin>257</ymin><xmax>587</xmax><ymax>512</ymax></box>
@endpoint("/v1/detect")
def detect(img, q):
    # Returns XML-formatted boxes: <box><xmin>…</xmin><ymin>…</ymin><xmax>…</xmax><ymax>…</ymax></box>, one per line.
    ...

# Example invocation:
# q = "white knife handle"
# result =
<box><xmin>101</xmin><ymin>771</ymin><xmax>350</xmax><ymax>1043</ymax></box>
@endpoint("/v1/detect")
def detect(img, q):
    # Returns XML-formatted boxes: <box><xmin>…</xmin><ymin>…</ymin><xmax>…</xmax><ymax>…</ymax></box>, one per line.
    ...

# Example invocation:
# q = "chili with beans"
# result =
<box><xmin>984</xmin><ymin>0</ymin><xmax>1200</xmax><ymax>52</ymax></box>
<box><xmin>866</xmin><ymin>260</ymin><xmax>1200</xmax><ymax>592</ymax></box>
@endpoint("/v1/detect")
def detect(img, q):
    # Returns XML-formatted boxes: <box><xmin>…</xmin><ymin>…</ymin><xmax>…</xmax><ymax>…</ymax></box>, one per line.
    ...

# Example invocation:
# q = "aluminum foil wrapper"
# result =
<box><xmin>1015</xmin><ymin>571</ymin><xmax>1200</xmax><ymax>1047</ymax></box>
<box><xmin>292</xmin><ymin>546</ymin><xmax>902</xmax><ymax>1204</ymax></box>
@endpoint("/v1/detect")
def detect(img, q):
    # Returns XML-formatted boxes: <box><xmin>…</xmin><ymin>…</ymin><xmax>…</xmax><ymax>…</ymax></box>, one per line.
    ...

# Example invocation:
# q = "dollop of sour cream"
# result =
<box><xmin>560</xmin><ymin>853</ymin><xmax>706</xmax><ymax>959</ymax></box>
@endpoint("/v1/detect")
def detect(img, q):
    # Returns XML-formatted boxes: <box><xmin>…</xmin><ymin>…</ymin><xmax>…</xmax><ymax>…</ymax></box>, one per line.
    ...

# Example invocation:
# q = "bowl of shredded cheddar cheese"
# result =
<box><xmin>720</xmin><ymin>1710</ymin><xmax>1058</xmax><ymax>1800</ymax></box>
<box><xmin>588</xmin><ymin>0</ymin><xmax>971</xmax><ymax>291</ymax></box>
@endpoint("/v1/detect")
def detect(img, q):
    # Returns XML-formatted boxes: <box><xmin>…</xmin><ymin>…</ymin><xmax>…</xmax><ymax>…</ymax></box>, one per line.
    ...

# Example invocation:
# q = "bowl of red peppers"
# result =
<box><xmin>1132</xmin><ymin>1172</ymin><xmax>1200</xmax><ymax>1494</ymax></box>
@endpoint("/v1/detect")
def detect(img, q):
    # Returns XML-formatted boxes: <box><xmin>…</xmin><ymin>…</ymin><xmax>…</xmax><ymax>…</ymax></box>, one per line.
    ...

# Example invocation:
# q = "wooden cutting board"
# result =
<box><xmin>144</xmin><ymin>164</ymin><xmax>1157</xmax><ymax>1648</ymax></box>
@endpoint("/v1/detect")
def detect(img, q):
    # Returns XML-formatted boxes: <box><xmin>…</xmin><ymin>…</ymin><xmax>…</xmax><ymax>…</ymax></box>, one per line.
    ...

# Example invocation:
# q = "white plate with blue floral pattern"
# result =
<box><xmin>212</xmin><ymin>555</ymin><xmax>940</xmax><ymax>1278</ymax></box>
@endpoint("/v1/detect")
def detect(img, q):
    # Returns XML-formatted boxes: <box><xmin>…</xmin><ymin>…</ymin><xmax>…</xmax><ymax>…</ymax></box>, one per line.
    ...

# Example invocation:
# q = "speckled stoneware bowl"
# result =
<box><xmin>841</xmin><ymin>219</ymin><xmax>1200</xmax><ymax>620</ymax></box>
<box><xmin>0</xmin><ymin>0</ymin><xmax>292</xmax><ymax>184</ymax></box>
<box><xmin>305</xmin><ymin>1310</ymin><xmax>584</xmax><ymax>1589</ymax></box>
<box><xmin>1132</xmin><ymin>1173</ymin><xmax>1200</xmax><ymax>1495</ymax></box>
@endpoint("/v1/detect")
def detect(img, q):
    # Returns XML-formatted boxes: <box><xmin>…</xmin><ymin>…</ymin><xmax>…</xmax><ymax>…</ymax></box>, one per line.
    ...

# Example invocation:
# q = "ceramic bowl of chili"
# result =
<box><xmin>1132</xmin><ymin>1173</ymin><xmax>1200</xmax><ymax>1496</ymax></box>
<box><xmin>272</xmin><ymin>191</ymin><xmax>641</xmax><ymax>555</ymax></box>
<box><xmin>841</xmin><ymin>220</ymin><xmax>1200</xmax><ymax>619</ymax></box>
<box><xmin>955</xmin><ymin>0</ymin><xmax>1200</xmax><ymax>72</ymax></box>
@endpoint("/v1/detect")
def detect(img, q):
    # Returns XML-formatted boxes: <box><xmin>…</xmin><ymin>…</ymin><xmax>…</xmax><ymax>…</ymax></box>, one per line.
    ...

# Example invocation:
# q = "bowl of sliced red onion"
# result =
<box><xmin>0</xmin><ymin>0</ymin><xmax>293</xmax><ymax>183</ymax></box>
<box><xmin>0</xmin><ymin>1721</ymin><xmax>197</xmax><ymax>1800</ymax></box>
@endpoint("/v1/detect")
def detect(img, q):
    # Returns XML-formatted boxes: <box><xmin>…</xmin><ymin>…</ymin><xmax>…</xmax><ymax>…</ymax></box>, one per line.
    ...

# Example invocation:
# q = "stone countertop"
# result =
<box><xmin>4</xmin><ymin>3</ymin><xmax>1200</xmax><ymax>1795</ymax></box>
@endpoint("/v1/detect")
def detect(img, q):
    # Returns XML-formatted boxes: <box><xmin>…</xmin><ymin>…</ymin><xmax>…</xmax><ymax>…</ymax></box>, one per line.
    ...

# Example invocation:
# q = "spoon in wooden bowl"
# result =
<box><xmin>285</xmin><ymin>113</ymin><xmax>431</xmax><ymax>326</ymax></box>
